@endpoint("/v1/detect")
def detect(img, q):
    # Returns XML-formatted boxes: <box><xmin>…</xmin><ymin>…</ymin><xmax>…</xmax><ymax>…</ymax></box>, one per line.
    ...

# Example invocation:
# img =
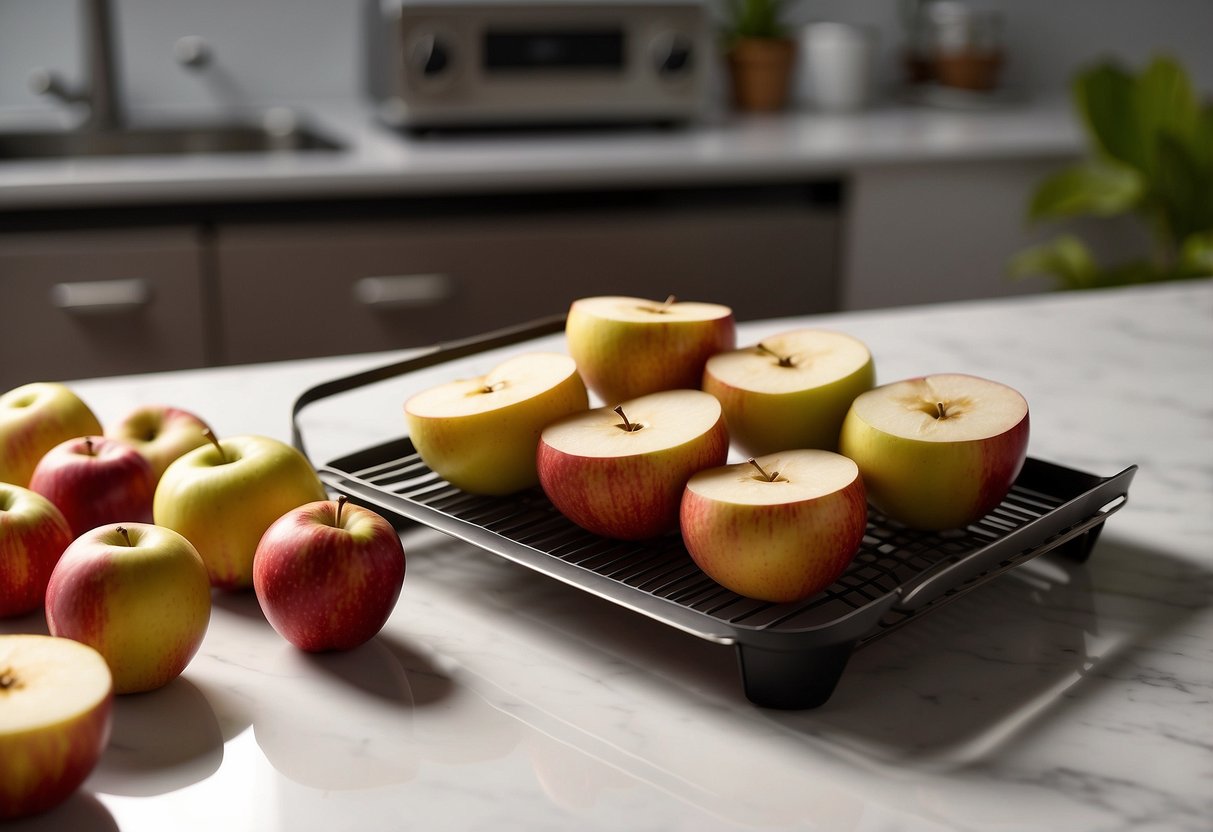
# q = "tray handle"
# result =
<box><xmin>893</xmin><ymin>465</ymin><xmax>1136</xmax><ymax>612</ymax></box>
<box><xmin>290</xmin><ymin>313</ymin><xmax>567</xmax><ymax>463</ymax></box>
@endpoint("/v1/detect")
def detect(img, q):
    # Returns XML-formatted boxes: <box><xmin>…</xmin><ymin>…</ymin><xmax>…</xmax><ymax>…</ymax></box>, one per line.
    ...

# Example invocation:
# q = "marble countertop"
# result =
<box><xmin>4</xmin><ymin>280</ymin><xmax>1210</xmax><ymax>831</ymax></box>
<box><xmin>0</xmin><ymin>98</ymin><xmax>1081</xmax><ymax>209</ymax></box>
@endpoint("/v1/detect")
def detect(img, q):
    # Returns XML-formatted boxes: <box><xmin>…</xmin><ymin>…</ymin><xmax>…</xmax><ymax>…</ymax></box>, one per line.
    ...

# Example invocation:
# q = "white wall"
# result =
<box><xmin>1</xmin><ymin>0</ymin><xmax>1210</xmax><ymax>118</ymax></box>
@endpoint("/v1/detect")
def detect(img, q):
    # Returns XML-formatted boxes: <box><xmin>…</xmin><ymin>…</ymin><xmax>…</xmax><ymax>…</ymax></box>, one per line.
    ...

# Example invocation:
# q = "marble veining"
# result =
<box><xmin>2</xmin><ymin>280</ymin><xmax>1210</xmax><ymax>831</ymax></box>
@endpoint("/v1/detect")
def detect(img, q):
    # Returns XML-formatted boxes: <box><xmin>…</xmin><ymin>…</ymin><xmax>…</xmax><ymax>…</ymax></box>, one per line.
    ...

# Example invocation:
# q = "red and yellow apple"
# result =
<box><xmin>153</xmin><ymin>433</ymin><xmax>328</xmax><ymax>590</ymax></box>
<box><xmin>680</xmin><ymin>451</ymin><xmax>867</xmax><ymax>603</ymax></box>
<box><xmin>44</xmin><ymin>523</ymin><xmax>212</xmax><ymax>694</ymax></box>
<box><xmin>405</xmin><ymin>352</ymin><xmax>589</xmax><ymax>495</ymax></box>
<box><xmin>838</xmin><ymin>373</ymin><xmax>1030</xmax><ymax>530</ymax></box>
<box><xmin>0</xmin><ymin>483</ymin><xmax>74</xmax><ymax>618</ymax></box>
<box><xmin>537</xmin><ymin>389</ymin><xmax>729</xmax><ymax>540</ymax></box>
<box><xmin>28</xmin><ymin>436</ymin><xmax>155</xmax><ymax>538</ymax></box>
<box><xmin>565</xmin><ymin>295</ymin><xmax>735</xmax><ymax>404</ymax></box>
<box><xmin>106</xmin><ymin>404</ymin><xmax>212</xmax><ymax>484</ymax></box>
<box><xmin>0</xmin><ymin>634</ymin><xmax>113</xmax><ymax>820</ymax></box>
<box><xmin>254</xmin><ymin>497</ymin><xmax>406</xmax><ymax>652</ymax></box>
<box><xmin>0</xmin><ymin>382</ymin><xmax>103</xmax><ymax>488</ymax></box>
<box><xmin>702</xmin><ymin>329</ymin><xmax>875</xmax><ymax>456</ymax></box>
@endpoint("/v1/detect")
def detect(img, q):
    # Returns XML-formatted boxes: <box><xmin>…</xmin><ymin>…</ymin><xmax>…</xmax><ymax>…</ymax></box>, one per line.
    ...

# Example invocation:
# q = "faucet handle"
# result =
<box><xmin>28</xmin><ymin>68</ymin><xmax>87</xmax><ymax>104</ymax></box>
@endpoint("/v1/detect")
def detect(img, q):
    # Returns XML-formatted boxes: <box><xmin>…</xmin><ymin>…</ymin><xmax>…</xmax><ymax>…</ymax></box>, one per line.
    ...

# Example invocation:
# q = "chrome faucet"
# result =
<box><xmin>29</xmin><ymin>0</ymin><xmax>124</xmax><ymax>130</ymax></box>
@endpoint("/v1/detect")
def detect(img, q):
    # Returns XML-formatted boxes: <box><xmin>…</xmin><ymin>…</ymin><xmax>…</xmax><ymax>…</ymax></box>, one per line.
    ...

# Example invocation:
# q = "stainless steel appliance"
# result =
<box><xmin>364</xmin><ymin>0</ymin><xmax>709</xmax><ymax>129</ymax></box>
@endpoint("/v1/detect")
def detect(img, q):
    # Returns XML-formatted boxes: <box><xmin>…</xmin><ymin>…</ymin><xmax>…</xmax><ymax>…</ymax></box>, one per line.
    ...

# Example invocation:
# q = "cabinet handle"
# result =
<box><xmin>51</xmin><ymin>279</ymin><xmax>152</xmax><ymax>315</ymax></box>
<box><xmin>353</xmin><ymin>274</ymin><xmax>453</xmax><ymax>309</ymax></box>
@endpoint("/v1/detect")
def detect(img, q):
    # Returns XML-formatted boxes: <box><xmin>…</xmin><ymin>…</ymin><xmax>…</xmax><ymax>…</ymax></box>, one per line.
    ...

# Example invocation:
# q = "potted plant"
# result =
<box><xmin>722</xmin><ymin>0</ymin><xmax>797</xmax><ymax>112</ymax></box>
<box><xmin>1010</xmin><ymin>56</ymin><xmax>1213</xmax><ymax>288</ymax></box>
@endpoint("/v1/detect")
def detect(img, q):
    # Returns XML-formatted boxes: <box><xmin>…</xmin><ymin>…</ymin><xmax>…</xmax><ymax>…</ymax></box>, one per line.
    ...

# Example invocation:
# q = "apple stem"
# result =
<box><xmin>479</xmin><ymin>381</ymin><xmax>505</xmax><ymax>395</ymax></box>
<box><xmin>748</xmin><ymin>457</ymin><xmax>780</xmax><ymax>482</ymax></box>
<box><xmin>756</xmin><ymin>342</ymin><xmax>796</xmax><ymax>368</ymax></box>
<box><xmin>639</xmin><ymin>295</ymin><xmax>677</xmax><ymax>314</ymax></box>
<box><xmin>84</xmin><ymin>436</ymin><xmax>96</xmax><ymax>456</ymax></box>
<box><xmin>936</xmin><ymin>402</ymin><xmax>948</xmax><ymax>420</ymax></box>
<box><xmin>202</xmin><ymin>428</ymin><xmax>226</xmax><ymax>463</ymax></box>
<box><xmin>116</xmin><ymin>526</ymin><xmax>133</xmax><ymax>546</ymax></box>
<box><xmin>613</xmin><ymin>405</ymin><xmax>643</xmax><ymax>432</ymax></box>
<box><xmin>0</xmin><ymin>668</ymin><xmax>19</xmax><ymax>691</ymax></box>
<box><xmin>335</xmin><ymin>495</ymin><xmax>348</xmax><ymax>526</ymax></box>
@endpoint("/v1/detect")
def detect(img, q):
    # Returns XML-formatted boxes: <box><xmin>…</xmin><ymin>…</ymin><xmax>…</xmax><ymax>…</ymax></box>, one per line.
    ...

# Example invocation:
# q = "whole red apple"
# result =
<box><xmin>106</xmin><ymin>404</ymin><xmax>212</xmax><ymax>485</ymax></box>
<box><xmin>29</xmin><ymin>436</ymin><xmax>155</xmax><ymax>538</ymax></box>
<box><xmin>0</xmin><ymin>484</ymin><xmax>74</xmax><ymax>618</ymax></box>
<box><xmin>253</xmin><ymin>497</ymin><xmax>405</xmax><ymax>652</ymax></box>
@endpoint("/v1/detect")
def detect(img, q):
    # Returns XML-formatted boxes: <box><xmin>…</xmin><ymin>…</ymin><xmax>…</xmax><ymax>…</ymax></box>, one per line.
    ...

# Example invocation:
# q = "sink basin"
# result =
<box><xmin>0</xmin><ymin>122</ymin><xmax>343</xmax><ymax>160</ymax></box>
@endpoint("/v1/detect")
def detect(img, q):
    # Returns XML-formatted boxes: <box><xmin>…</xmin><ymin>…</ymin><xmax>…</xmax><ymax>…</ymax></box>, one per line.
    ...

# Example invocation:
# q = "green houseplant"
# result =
<box><xmin>721</xmin><ymin>0</ymin><xmax>797</xmax><ymax>112</ymax></box>
<box><xmin>1011</xmin><ymin>56</ymin><xmax>1213</xmax><ymax>289</ymax></box>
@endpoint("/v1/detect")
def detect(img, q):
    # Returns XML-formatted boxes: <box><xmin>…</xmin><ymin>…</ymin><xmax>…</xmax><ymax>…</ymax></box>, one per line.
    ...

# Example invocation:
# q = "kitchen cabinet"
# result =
<box><xmin>0</xmin><ymin>227</ymin><xmax>210</xmax><ymax>388</ymax></box>
<box><xmin>214</xmin><ymin>193</ymin><xmax>839</xmax><ymax>365</ymax></box>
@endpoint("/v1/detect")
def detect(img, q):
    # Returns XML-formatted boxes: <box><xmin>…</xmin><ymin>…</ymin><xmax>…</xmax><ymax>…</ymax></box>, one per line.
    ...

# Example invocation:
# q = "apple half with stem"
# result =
<box><xmin>254</xmin><ymin>496</ymin><xmax>406</xmax><ymax>652</ymax></box>
<box><xmin>680</xmin><ymin>451</ymin><xmax>867</xmax><ymax>603</ymax></box>
<box><xmin>154</xmin><ymin>432</ymin><xmax>328</xmax><ymax>590</ymax></box>
<box><xmin>29</xmin><ymin>436</ymin><xmax>156</xmax><ymax>538</ymax></box>
<box><xmin>0</xmin><ymin>483</ymin><xmax>74</xmax><ymax>618</ymax></box>
<box><xmin>45</xmin><ymin>523</ymin><xmax>212</xmax><ymax>694</ymax></box>
<box><xmin>405</xmin><ymin>352</ymin><xmax>589</xmax><ymax>496</ymax></box>
<box><xmin>565</xmin><ymin>295</ymin><xmax>736</xmax><ymax>404</ymax></box>
<box><xmin>838</xmin><ymin>373</ymin><xmax>1030</xmax><ymax>531</ymax></box>
<box><xmin>0</xmin><ymin>382</ymin><xmax>103</xmax><ymax>488</ymax></box>
<box><xmin>106</xmin><ymin>404</ymin><xmax>212</xmax><ymax>485</ymax></box>
<box><xmin>0</xmin><ymin>634</ymin><xmax>113</xmax><ymax>820</ymax></box>
<box><xmin>537</xmin><ymin>389</ymin><xmax>729</xmax><ymax>540</ymax></box>
<box><xmin>702</xmin><ymin>329</ymin><xmax>875</xmax><ymax>456</ymax></box>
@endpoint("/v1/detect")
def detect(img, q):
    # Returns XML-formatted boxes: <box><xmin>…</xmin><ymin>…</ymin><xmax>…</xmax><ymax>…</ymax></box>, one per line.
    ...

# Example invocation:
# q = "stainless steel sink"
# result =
<box><xmin>0</xmin><ymin>123</ymin><xmax>344</xmax><ymax>161</ymax></box>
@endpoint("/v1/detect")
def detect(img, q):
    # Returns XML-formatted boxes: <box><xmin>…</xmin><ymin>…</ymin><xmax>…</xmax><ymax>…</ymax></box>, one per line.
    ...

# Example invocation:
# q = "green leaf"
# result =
<box><xmin>1008</xmin><ymin>235</ymin><xmax>1100</xmax><ymax>289</ymax></box>
<box><xmin>1179</xmin><ymin>231</ymin><xmax>1213</xmax><ymax>277</ymax></box>
<box><xmin>1133</xmin><ymin>55</ymin><xmax>1203</xmax><ymax>180</ymax></box>
<box><xmin>1027</xmin><ymin>162</ymin><xmax>1144</xmax><ymax>223</ymax></box>
<box><xmin>1073</xmin><ymin>63</ymin><xmax>1145</xmax><ymax>172</ymax></box>
<box><xmin>1153</xmin><ymin>132</ymin><xmax>1213</xmax><ymax>241</ymax></box>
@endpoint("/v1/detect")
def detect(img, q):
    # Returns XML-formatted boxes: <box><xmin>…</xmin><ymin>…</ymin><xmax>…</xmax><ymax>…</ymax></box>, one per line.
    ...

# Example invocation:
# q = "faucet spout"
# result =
<box><xmin>82</xmin><ymin>0</ymin><xmax>123</xmax><ymax>130</ymax></box>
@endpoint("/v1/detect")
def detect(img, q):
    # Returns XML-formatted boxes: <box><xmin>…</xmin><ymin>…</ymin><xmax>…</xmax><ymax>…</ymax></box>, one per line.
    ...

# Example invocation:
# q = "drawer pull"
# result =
<box><xmin>353</xmin><ymin>274</ymin><xmax>453</xmax><ymax>309</ymax></box>
<box><xmin>51</xmin><ymin>279</ymin><xmax>152</xmax><ymax>314</ymax></box>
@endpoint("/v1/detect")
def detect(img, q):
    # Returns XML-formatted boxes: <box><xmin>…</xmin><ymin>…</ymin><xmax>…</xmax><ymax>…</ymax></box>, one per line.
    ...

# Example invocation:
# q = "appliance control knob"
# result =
<box><xmin>654</xmin><ymin>33</ymin><xmax>694</xmax><ymax>76</ymax></box>
<box><xmin>410</xmin><ymin>34</ymin><xmax>451</xmax><ymax>78</ymax></box>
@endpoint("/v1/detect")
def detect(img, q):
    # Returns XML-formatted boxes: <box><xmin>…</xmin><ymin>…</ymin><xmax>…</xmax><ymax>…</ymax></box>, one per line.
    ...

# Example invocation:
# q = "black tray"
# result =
<box><xmin>291</xmin><ymin>316</ymin><xmax>1137</xmax><ymax>709</ymax></box>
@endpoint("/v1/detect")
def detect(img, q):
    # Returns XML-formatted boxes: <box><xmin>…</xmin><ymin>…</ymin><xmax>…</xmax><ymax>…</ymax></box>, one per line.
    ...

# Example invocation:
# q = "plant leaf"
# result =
<box><xmin>1179</xmin><ymin>231</ymin><xmax>1213</xmax><ymax>277</ymax></box>
<box><xmin>1027</xmin><ymin>162</ymin><xmax>1144</xmax><ymax>223</ymax></box>
<box><xmin>1073</xmin><ymin>62</ymin><xmax>1145</xmax><ymax>172</ymax></box>
<box><xmin>1008</xmin><ymin>235</ymin><xmax>1100</xmax><ymax>289</ymax></box>
<box><xmin>1153</xmin><ymin>132</ymin><xmax>1213</xmax><ymax>241</ymax></box>
<box><xmin>1133</xmin><ymin>55</ymin><xmax>1203</xmax><ymax>180</ymax></box>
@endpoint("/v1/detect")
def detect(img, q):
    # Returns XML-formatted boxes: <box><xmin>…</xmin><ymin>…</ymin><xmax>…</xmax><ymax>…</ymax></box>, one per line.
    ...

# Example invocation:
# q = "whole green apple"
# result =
<box><xmin>839</xmin><ymin>373</ymin><xmax>1030</xmax><ymax>530</ymax></box>
<box><xmin>106</xmin><ymin>404</ymin><xmax>212</xmax><ymax>485</ymax></box>
<box><xmin>45</xmin><ymin>523</ymin><xmax>211</xmax><ymax>694</ymax></box>
<box><xmin>0</xmin><ymin>634</ymin><xmax>113</xmax><ymax>820</ymax></box>
<box><xmin>153</xmin><ymin>434</ymin><xmax>328</xmax><ymax>589</ymax></box>
<box><xmin>0</xmin><ymin>382</ymin><xmax>102</xmax><ymax>488</ymax></box>
<box><xmin>0</xmin><ymin>483</ymin><xmax>74</xmax><ymax>618</ymax></box>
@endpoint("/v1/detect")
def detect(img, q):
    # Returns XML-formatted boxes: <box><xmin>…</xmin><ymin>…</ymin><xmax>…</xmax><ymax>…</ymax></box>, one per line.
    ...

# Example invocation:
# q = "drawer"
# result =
<box><xmin>214</xmin><ymin>203</ymin><xmax>838</xmax><ymax>364</ymax></box>
<box><xmin>0</xmin><ymin>227</ymin><xmax>209</xmax><ymax>388</ymax></box>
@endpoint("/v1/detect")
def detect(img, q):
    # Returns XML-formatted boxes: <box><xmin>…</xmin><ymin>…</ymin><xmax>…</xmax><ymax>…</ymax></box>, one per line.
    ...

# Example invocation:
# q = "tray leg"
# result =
<box><xmin>735</xmin><ymin>641</ymin><xmax>856</xmax><ymax>710</ymax></box>
<box><xmin>1056</xmin><ymin>521</ymin><xmax>1106</xmax><ymax>564</ymax></box>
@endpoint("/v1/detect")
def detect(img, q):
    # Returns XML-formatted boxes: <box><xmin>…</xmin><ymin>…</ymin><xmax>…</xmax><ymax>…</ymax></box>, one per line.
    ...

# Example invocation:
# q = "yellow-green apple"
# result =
<box><xmin>405</xmin><ymin>352</ymin><xmax>589</xmax><ymax>495</ymax></box>
<box><xmin>680</xmin><ymin>451</ymin><xmax>867</xmax><ymax>603</ymax></box>
<box><xmin>44</xmin><ymin>523</ymin><xmax>211</xmax><ymax>694</ymax></box>
<box><xmin>564</xmin><ymin>295</ymin><xmax>735</xmax><ymax>404</ymax></box>
<box><xmin>106</xmin><ymin>404</ymin><xmax>212</xmax><ymax>485</ymax></box>
<box><xmin>537</xmin><ymin>389</ymin><xmax>729</xmax><ymax>540</ymax></box>
<box><xmin>702</xmin><ymin>329</ymin><xmax>875</xmax><ymax>456</ymax></box>
<box><xmin>253</xmin><ymin>497</ymin><xmax>406</xmax><ymax>652</ymax></box>
<box><xmin>0</xmin><ymin>382</ymin><xmax>103</xmax><ymax>488</ymax></box>
<box><xmin>0</xmin><ymin>634</ymin><xmax>113</xmax><ymax>820</ymax></box>
<box><xmin>154</xmin><ymin>433</ymin><xmax>327</xmax><ymax>589</ymax></box>
<box><xmin>29</xmin><ymin>436</ymin><xmax>155</xmax><ymax>538</ymax></box>
<box><xmin>0</xmin><ymin>484</ymin><xmax>74</xmax><ymax>618</ymax></box>
<box><xmin>839</xmin><ymin>373</ymin><xmax>1030</xmax><ymax>530</ymax></box>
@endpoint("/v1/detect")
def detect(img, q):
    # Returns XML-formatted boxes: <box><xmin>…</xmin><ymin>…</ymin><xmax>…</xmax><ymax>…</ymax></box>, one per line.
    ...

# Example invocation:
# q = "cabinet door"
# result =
<box><xmin>0</xmin><ymin>227</ymin><xmax>209</xmax><ymax>388</ymax></box>
<box><xmin>215</xmin><ymin>201</ymin><xmax>837</xmax><ymax>364</ymax></box>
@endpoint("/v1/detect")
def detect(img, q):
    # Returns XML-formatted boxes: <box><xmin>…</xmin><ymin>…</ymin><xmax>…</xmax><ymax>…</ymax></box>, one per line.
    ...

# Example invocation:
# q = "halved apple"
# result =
<box><xmin>405</xmin><ymin>352</ymin><xmax>589</xmax><ymax>496</ymax></box>
<box><xmin>565</xmin><ymin>295</ymin><xmax>735</xmax><ymax>404</ymax></box>
<box><xmin>839</xmin><ymin>373</ymin><xmax>1030</xmax><ymax>530</ymax></box>
<box><xmin>537</xmin><ymin>389</ymin><xmax>729</xmax><ymax>540</ymax></box>
<box><xmin>0</xmin><ymin>634</ymin><xmax>113</xmax><ymax>820</ymax></box>
<box><xmin>681</xmin><ymin>450</ymin><xmax>867</xmax><ymax>603</ymax></box>
<box><xmin>702</xmin><ymin>328</ymin><xmax>875</xmax><ymax>456</ymax></box>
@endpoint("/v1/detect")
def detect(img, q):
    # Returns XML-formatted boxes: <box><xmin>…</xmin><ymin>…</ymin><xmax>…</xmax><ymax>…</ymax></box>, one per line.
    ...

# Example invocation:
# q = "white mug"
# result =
<box><xmin>801</xmin><ymin>23</ymin><xmax>877</xmax><ymax>112</ymax></box>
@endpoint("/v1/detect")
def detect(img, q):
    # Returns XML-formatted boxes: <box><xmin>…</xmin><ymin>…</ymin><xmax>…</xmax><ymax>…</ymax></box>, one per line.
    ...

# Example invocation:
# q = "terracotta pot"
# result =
<box><xmin>726</xmin><ymin>37</ymin><xmax>797</xmax><ymax>112</ymax></box>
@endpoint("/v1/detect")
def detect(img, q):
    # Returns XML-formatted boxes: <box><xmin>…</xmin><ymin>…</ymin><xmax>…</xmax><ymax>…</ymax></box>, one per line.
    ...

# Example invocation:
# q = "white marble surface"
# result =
<box><xmin>3</xmin><ymin>280</ymin><xmax>1211</xmax><ymax>831</ymax></box>
<box><xmin>0</xmin><ymin>98</ymin><xmax>1081</xmax><ymax>209</ymax></box>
